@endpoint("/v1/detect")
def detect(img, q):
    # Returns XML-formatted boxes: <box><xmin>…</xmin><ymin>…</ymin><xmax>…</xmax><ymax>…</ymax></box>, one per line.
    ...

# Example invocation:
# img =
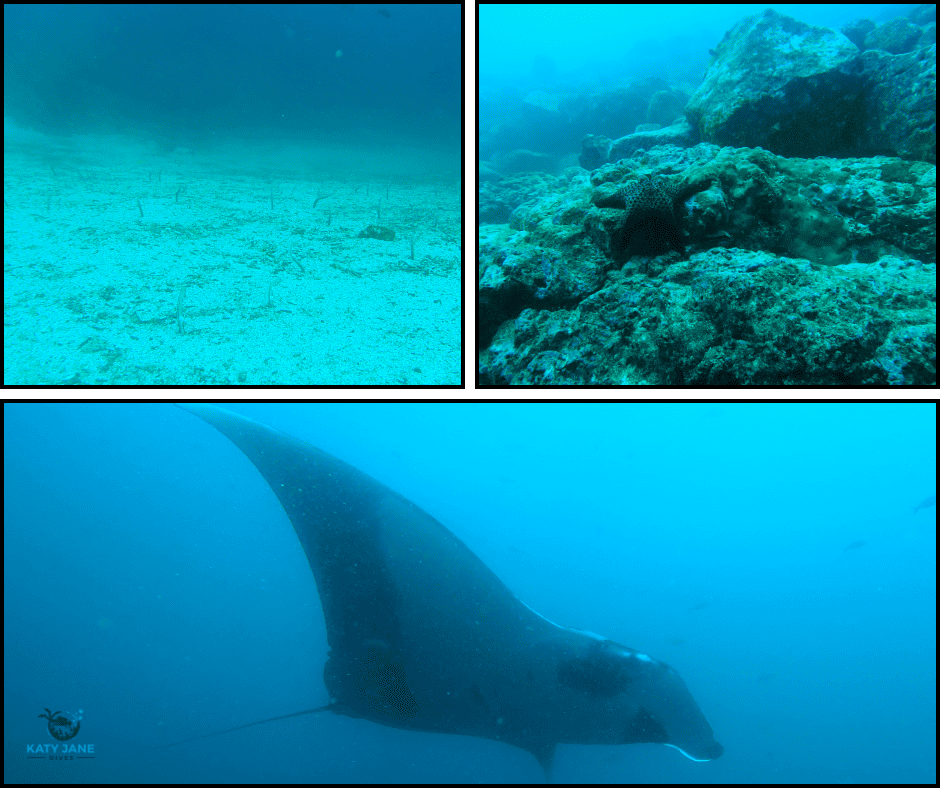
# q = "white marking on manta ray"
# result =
<box><xmin>665</xmin><ymin>743</ymin><xmax>715</xmax><ymax>762</ymax></box>
<box><xmin>519</xmin><ymin>598</ymin><xmax>653</xmax><ymax>660</ymax></box>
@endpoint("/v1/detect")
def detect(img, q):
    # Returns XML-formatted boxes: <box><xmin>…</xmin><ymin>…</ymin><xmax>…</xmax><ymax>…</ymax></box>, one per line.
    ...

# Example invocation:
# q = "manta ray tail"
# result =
<box><xmin>162</xmin><ymin>705</ymin><xmax>331</xmax><ymax>748</ymax></box>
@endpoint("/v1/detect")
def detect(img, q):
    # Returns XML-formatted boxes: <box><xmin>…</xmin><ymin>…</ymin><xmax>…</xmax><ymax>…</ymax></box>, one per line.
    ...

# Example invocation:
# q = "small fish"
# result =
<box><xmin>689</xmin><ymin>601</ymin><xmax>711</xmax><ymax>612</ymax></box>
<box><xmin>912</xmin><ymin>494</ymin><xmax>935</xmax><ymax>515</ymax></box>
<box><xmin>843</xmin><ymin>539</ymin><xmax>866</xmax><ymax>552</ymax></box>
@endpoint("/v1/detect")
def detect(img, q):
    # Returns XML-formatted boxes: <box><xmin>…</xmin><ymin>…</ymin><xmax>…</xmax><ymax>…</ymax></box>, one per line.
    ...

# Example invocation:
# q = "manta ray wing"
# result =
<box><xmin>176</xmin><ymin>404</ymin><xmax>723</xmax><ymax>777</ymax></box>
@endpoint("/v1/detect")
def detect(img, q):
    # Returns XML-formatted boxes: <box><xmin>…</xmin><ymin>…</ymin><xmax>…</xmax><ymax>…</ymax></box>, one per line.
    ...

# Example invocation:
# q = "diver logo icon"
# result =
<box><xmin>38</xmin><ymin>708</ymin><xmax>82</xmax><ymax>741</ymax></box>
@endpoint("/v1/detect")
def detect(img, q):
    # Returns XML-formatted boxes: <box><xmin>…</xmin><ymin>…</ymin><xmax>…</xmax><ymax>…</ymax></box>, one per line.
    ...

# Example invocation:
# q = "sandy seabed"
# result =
<box><xmin>4</xmin><ymin>129</ymin><xmax>461</xmax><ymax>386</ymax></box>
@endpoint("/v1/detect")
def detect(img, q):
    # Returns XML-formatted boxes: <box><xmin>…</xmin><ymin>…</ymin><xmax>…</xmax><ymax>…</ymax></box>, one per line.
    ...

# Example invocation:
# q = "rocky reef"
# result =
<box><xmin>479</xmin><ymin>6</ymin><xmax>936</xmax><ymax>386</ymax></box>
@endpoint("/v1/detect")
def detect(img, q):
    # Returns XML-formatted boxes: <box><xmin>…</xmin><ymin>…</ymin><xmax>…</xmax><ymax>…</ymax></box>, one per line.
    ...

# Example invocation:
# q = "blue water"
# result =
<box><xmin>4</xmin><ymin>403</ymin><xmax>936</xmax><ymax>782</ymax></box>
<box><xmin>5</xmin><ymin>4</ymin><xmax>461</xmax><ymax>150</ymax></box>
<box><xmin>480</xmin><ymin>4</ymin><xmax>913</xmax><ymax>92</ymax></box>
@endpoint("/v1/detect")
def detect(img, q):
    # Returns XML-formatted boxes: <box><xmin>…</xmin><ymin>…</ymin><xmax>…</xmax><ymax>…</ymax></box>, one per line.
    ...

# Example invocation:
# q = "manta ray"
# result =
<box><xmin>173</xmin><ymin>405</ymin><xmax>723</xmax><ymax>779</ymax></box>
